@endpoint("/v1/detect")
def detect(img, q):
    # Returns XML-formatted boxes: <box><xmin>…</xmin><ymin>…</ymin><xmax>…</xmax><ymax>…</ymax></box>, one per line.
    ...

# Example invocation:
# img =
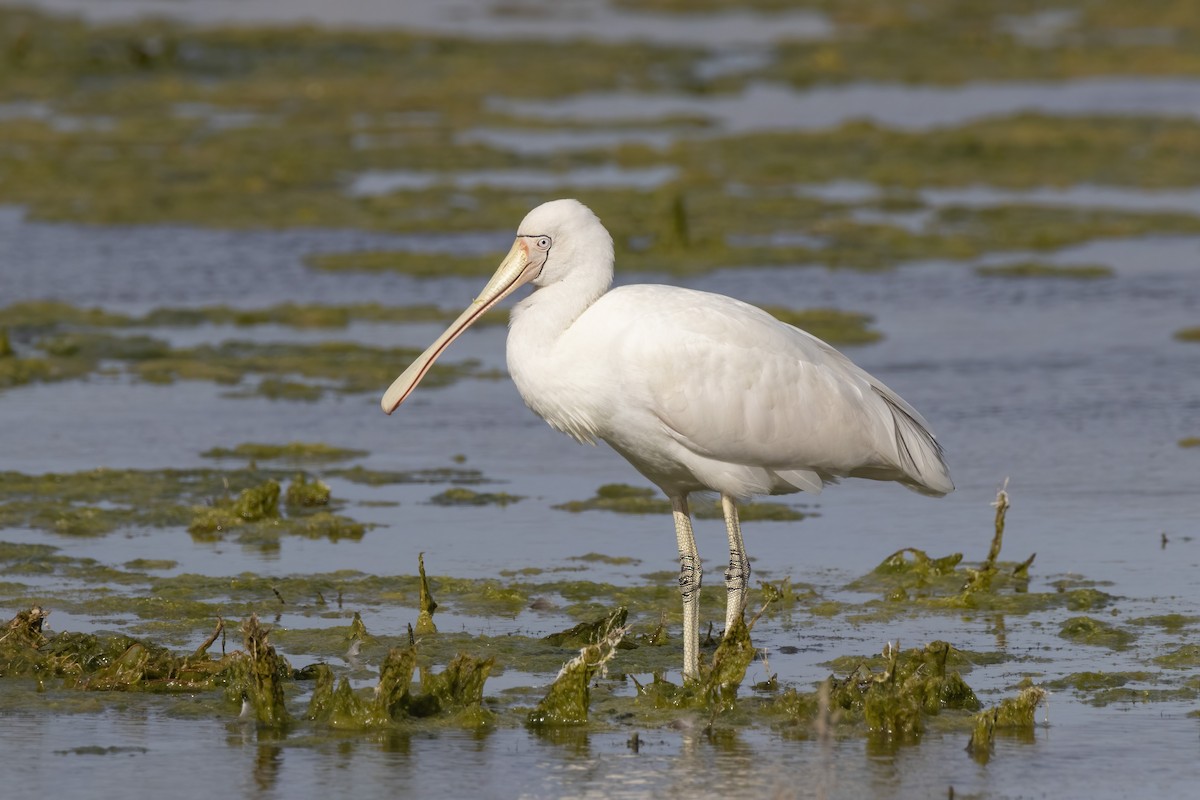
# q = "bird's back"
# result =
<box><xmin>519</xmin><ymin>283</ymin><xmax>953</xmax><ymax>499</ymax></box>
<box><xmin>566</xmin><ymin>284</ymin><xmax>950</xmax><ymax>501</ymax></box>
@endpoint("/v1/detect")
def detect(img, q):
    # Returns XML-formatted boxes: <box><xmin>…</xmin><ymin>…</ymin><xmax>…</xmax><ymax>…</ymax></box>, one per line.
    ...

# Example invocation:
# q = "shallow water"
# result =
<box><xmin>4</xmin><ymin>3</ymin><xmax>1200</xmax><ymax>798</ymax></box>
<box><xmin>14</xmin><ymin>0</ymin><xmax>834</xmax><ymax>44</ymax></box>
<box><xmin>496</xmin><ymin>78</ymin><xmax>1200</xmax><ymax>133</ymax></box>
<box><xmin>4</xmin><ymin>201</ymin><xmax>1200</xmax><ymax>797</ymax></box>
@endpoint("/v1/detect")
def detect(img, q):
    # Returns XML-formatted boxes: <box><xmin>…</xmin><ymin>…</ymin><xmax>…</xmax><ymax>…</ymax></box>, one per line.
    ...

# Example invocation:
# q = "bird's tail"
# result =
<box><xmin>872</xmin><ymin>387</ymin><xmax>954</xmax><ymax>497</ymax></box>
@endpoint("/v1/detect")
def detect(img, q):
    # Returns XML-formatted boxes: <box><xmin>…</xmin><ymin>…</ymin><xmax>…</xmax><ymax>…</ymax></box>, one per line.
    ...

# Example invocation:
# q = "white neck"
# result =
<box><xmin>509</xmin><ymin>251</ymin><xmax>613</xmax><ymax>347</ymax></box>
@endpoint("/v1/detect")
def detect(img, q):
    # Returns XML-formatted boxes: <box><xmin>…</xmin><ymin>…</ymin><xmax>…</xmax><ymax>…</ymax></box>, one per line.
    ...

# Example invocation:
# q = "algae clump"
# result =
<box><xmin>975</xmin><ymin>262</ymin><xmax>1113</xmax><ymax>279</ymax></box>
<box><xmin>285</xmin><ymin>474</ymin><xmax>331</xmax><ymax>508</ymax></box>
<box><xmin>1058</xmin><ymin>616</ymin><xmax>1136</xmax><ymax>649</ymax></box>
<box><xmin>227</xmin><ymin>615</ymin><xmax>292</xmax><ymax>727</ymax></box>
<box><xmin>763</xmin><ymin>307</ymin><xmax>883</xmax><ymax>346</ymax></box>
<box><xmin>828</xmin><ymin>641</ymin><xmax>981</xmax><ymax>742</ymax></box>
<box><xmin>429</xmin><ymin>487</ymin><xmax>522</xmax><ymax>507</ymax></box>
<box><xmin>967</xmin><ymin>683</ymin><xmax>1048</xmax><ymax>763</ymax></box>
<box><xmin>528</xmin><ymin>617</ymin><xmax>628</xmax><ymax>727</ymax></box>
<box><xmin>202</xmin><ymin>442</ymin><xmax>368</xmax><ymax>463</ymax></box>
<box><xmin>415</xmin><ymin>553</ymin><xmax>438</xmax><ymax>635</ymax></box>
<box><xmin>544</xmin><ymin>607</ymin><xmax>629</xmax><ymax>649</ymax></box>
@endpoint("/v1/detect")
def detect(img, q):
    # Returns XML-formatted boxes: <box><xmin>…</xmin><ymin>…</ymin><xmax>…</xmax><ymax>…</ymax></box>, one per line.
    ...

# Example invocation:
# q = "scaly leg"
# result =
<box><xmin>721</xmin><ymin>493</ymin><xmax>750</xmax><ymax>636</ymax></box>
<box><xmin>672</xmin><ymin>494</ymin><xmax>702</xmax><ymax>680</ymax></box>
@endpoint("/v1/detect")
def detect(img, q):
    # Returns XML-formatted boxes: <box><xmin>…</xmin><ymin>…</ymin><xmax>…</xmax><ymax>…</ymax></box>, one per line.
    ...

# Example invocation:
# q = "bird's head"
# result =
<box><xmin>510</xmin><ymin>198</ymin><xmax>613</xmax><ymax>289</ymax></box>
<box><xmin>380</xmin><ymin>198</ymin><xmax>612</xmax><ymax>414</ymax></box>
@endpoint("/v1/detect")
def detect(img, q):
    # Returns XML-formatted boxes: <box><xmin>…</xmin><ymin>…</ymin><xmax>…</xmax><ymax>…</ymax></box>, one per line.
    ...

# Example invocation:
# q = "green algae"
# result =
<box><xmin>625</xmin><ymin>0</ymin><xmax>1200</xmax><ymax>84</ymax></box>
<box><xmin>967</xmin><ymin>683</ymin><xmax>1047</xmax><ymax>763</ymax></box>
<box><xmin>555</xmin><ymin>484</ymin><xmax>804</xmax><ymax>521</ymax></box>
<box><xmin>842</xmin><ymin>486</ymin><xmax>1111</xmax><ymax>622</ymax></box>
<box><xmin>123</xmin><ymin>559</ymin><xmax>177</xmax><ymax>571</ymax></box>
<box><xmin>0</xmin><ymin>466</ymin><xmax>369</xmax><ymax>543</ymax></box>
<box><xmin>1179</xmin><ymin>437</ymin><xmax>1200</xmax><ymax>447</ymax></box>
<box><xmin>327</xmin><ymin>465</ymin><xmax>487</xmax><ymax>485</ymax></box>
<box><xmin>544</xmin><ymin>607</ymin><xmax>629</xmax><ymax>649</ymax></box>
<box><xmin>527</xmin><ymin>618</ymin><xmax>628</xmax><ymax>727</ymax></box>
<box><xmin>0</xmin><ymin>480</ymin><xmax>1194</xmax><ymax>747</ymax></box>
<box><xmin>415</xmin><ymin>553</ymin><xmax>438</xmax><ymax>636</ymax></box>
<box><xmin>569</xmin><ymin>553</ymin><xmax>640</xmax><ymax>567</ymax></box>
<box><xmin>1152</xmin><ymin>644</ymin><xmax>1200</xmax><ymax>669</ymax></box>
<box><xmin>5</xmin><ymin>7</ymin><xmax>1200</xmax><ymax>285</ymax></box>
<box><xmin>0</xmin><ymin>300</ymin><xmax>507</xmax><ymax>331</ymax></box>
<box><xmin>413</xmin><ymin>653</ymin><xmax>496</xmax><ymax>725</ymax></box>
<box><xmin>1</xmin><ymin>607</ymin><xmax>238</xmax><ymax>693</ymax></box>
<box><xmin>1131</xmin><ymin>613</ymin><xmax>1197</xmax><ymax>631</ymax></box>
<box><xmin>0</xmin><ymin>323</ymin><xmax>492</xmax><ymax>397</ymax></box>
<box><xmin>429</xmin><ymin>487</ymin><xmax>523</xmax><ymax>507</ymax></box>
<box><xmin>1176</xmin><ymin>329</ymin><xmax>1200</xmax><ymax>343</ymax></box>
<box><xmin>1058</xmin><ymin>616</ymin><xmax>1137</xmax><ymax>649</ymax></box>
<box><xmin>306</xmin><ymin>643</ymin><xmax>495</xmax><ymax>728</ymax></box>
<box><xmin>227</xmin><ymin>615</ymin><xmax>292</xmax><ymax>727</ymax></box>
<box><xmin>975</xmin><ymin>261</ymin><xmax>1114</xmax><ymax>279</ymax></box>
<box><xmin>826</xmin><ymin>641</ymin><xmax>981</xmax><ymax>743</ymax></box>
<box><xmin>189</xmin><ymin>479</ymin><xmax>280</xmax><ymax>536</ymax></box>
<box><xmin>1046</xmin><ymin>671</ymin><xmax>1154</xmax><ymax>693</ymax></box>
<box><xmin>306</xmin><ymin>251</ymin><xmax>515</xmax><ymax>285</ymax></box>
<box><xmin>763</xmin><ymin>307</ymin><xmax>883</xmax><ymax>346</ymax></box>
<box><xmin>202</xmin><ymin>442</ymin><xmax>367</xmax><ymax>463</ymax></box>
<box><xmin>699</xmin><ymin>615</ymin><xmax>757</xmax><ymax>709</ymax></box>
<box><xmin>285</xmin><ymin>474</ymin><xmax>331</xmax><ymax>508</ymax></box>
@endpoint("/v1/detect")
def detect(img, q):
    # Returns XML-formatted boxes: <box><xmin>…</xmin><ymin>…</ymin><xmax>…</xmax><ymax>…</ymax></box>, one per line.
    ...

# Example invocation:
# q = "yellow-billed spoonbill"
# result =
<box><xmin>383</xmin><ymin>199</ymin><xmax>953</xmax><ymax>679</ymax></box>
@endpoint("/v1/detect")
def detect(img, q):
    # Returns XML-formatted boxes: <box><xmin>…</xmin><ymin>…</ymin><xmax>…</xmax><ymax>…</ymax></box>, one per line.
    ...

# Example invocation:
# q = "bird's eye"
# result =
<box><xmin>535</xmin><ymin>236</ymin><xmax>552</xmax><ymax>250</ymax></box>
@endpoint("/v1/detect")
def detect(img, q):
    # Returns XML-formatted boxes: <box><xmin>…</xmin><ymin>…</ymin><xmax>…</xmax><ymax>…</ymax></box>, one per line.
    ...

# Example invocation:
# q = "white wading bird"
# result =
<box><xmin>382</xmin><ymin>199</ymin><xmax>953</xmax><ymax>679</ymax></box>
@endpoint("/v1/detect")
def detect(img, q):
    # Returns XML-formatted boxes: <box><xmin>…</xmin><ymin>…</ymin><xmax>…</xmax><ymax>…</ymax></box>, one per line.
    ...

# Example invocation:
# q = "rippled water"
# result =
<box><xmin>4</xmin><ymin>0</ymin><xmax>1200</xmax><ymax>793</ymax></box>
<box><xmin>4</xmin><ymin>195</ymin><xmax>1200</xmax><ymax>797</ymax></box>
<box><xmin>497</xmin><ymin>77</ymin><xmax>1200</xmax><ymax>133</ymax></box>
<box><xmin>15</xmin><ymin>0</ymin><xmax>834</xmax><ymax>44</ymax></box>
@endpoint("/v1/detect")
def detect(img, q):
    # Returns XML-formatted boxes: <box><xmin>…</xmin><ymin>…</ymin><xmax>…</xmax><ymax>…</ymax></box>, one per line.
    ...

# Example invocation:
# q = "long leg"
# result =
<box><xmin>671</xmin><ymin>494</ymin><xmax>702</xmax><ymax>680</ymax></box>
<box><xmin>721</xmin><ymin>493</ymin><xmax>750</xmax><ymax>636</ymax></box>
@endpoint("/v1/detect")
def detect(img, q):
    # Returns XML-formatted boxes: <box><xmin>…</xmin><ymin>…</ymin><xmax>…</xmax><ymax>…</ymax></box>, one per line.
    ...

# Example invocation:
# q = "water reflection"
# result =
<box><xmin>252</xmin><ymin>737</ymin><xmax>284</xmax><ymax>794</ymax></box>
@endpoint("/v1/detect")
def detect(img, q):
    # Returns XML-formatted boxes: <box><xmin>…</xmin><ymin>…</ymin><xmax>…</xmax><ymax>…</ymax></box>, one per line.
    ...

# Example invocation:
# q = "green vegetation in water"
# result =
<box><xmin>189</xmin><ymin>476</ymin><xmax>367</xmax><ymax>544</ymax></box>
<box><xmin>555</xmin><ymin>483</ymin><xmax>805</xmax><ymax>521</ymax></box>
<box><xmin>0</xmin><ymin>303</ymin><xmax>497</xmax><ymax>397</ymax></box>
<box><xmin>826</xmin><ymin>641</ymin><xmax>981</xmax><ymax>742</ymax></box>
<box><xmin>763</xmin><ymin>307</ymin><xmax>883</xmax><ymax>345</ymax></box>
<box><xmin>429</xmin><ymin>487</ymin><xmax>523</xmax><ymax>507</ymax></box>
<box><xmin>228</xmin><ymin>615</ymin><xmax>293</xmax><ymax>727</ymax></box>
<box><xmin>415</xmin><ymin>552</ymin><xmax>438</xmax><ymax>636</ymax></box>
<box><xmin>3</xmin><ymin>477</ymin><xmax>1198</xmax><ymax>746</ymax></box>
<box><xmin>967</xmin><ymin>682</ymin><xmax>1048</xmax><ymax>764</ymax></box>
<box><xmin>5</xmin><ymin>7</ymin><xmax>1200</xmax><ymax>280</ymax></box>
<box><xmin>544</xmin><ymin>607</ymin><xmax>629</xmax><ymax>649</ymax></box>
<box><xmin>1152</xmin><ymin>644</ymin><xmax>1200</xmax><ymax>669</ymax></box>
<box><xmin>1046</xmin><ymin>671</ymin><xmax>1154</xmax><ymax>694</ymax></box>
<box><xmin>0</xmin><ymin>300</ymin><xmax>508</xmax><ymax>331</ymax></box>
<box><xmin>1179</xmin><ymin>437</ymin><xmax>1200</xmax><ymax>447</ymax></box>
<box><xmin>1175</xmin><ymin>328</ymin><xmax>1200</xmax><ymax>343</ymax></box>
<box><xmin>201</xmin><ymin>442</ymin><xmax>368</xmax><ymax>464</ymax></box>
<box><xmin>306</xmin><ymin>647</ymin><xmax>494</xmax><ymax>729</ymax></box>
<box><xmin>527</xmin><ymin>617</ymin><xmax>628</xmax><ymax>727</ymax></box>
<box><xmin>285</xmin><ymin>474</ymin><xmax>331</xmax><ymax>508</ymax></box>
<box><xmin>622</xmin><ymin>0</ymin><xmax>1200</xmax><ymax>85</ymax></box>
<box><xmin>974</xmin><ymin>261</ymin><xmax>1114</xmax><ymax>279</ymax></box>
<box><xmin>0</xmin><ymin>465</ymin><xmax>376</xmax><ymax>544</ymax></box>
<box><xmin>327</xmin><ymin>465</ymin><xmax>488</xmax><ymax>485</ymax></box>
<box><xmin>1058</xmin><ymin>616</ymin><xmax>1137</xmax><ymax>650</ymax></box>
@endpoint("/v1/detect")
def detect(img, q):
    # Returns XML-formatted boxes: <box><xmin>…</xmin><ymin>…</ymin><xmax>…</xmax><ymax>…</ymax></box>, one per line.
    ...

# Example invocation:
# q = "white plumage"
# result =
<box><xmin>383</xmin><ymin>198</ymin><xmax>952</xmax><ymax>679</ymax></box>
